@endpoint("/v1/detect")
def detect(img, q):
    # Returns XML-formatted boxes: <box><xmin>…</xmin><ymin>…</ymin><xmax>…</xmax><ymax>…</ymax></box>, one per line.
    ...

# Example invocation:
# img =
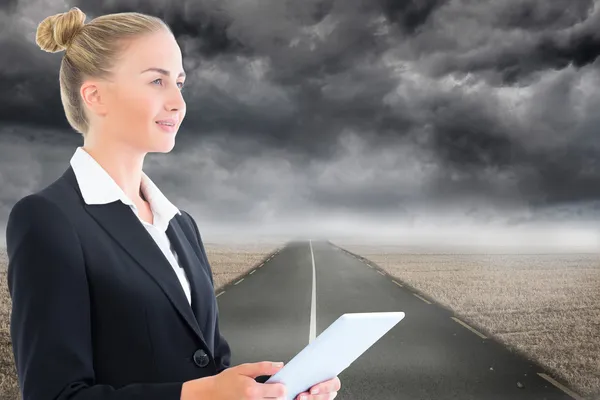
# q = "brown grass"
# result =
<box><xmin>201</xmin><ymin>242</ymin><xmax>285</xmax><ymax>289</ymax></box>
<box><xmin>332</xmin><ymin>242</ymin><xmax>600</xmax><ymax>400</ymax></box>
<box><xmin>0</xmin><ymin>243</ymin><xmax>281</xmax><ymax>400</ymax></box>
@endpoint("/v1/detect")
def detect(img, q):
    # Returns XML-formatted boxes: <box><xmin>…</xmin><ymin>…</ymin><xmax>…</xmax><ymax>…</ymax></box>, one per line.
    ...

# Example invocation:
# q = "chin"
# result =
<box><xmin>148</xmin><ymin>134</ymin><xmax>177</xmax><ymax>153</ymax></box>
<box><xmin>157</xmin><ymin>142</ymin><xmax>176</xmax><ymax>153</ymax></box>
<box><xmin>147</xmin><ymin>138</ymin><xmax>176</xmax><ymax>154</ymax></box>
<box><xmin>150</xmin><ymin>123</ymin><xmax>178</xmax><ymax>153</ymax></box>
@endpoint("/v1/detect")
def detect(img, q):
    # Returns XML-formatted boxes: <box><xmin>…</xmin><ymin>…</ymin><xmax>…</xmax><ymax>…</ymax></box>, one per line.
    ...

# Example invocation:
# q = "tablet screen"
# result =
<box><xmin>263</xmin><ymin>311</ymin><xmax>405</xmax><ymax>400</ymax></box>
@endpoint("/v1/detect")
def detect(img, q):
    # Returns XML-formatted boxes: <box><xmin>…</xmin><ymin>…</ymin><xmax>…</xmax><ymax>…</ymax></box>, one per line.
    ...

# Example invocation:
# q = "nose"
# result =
<box><xmin>165</xmin><ymin>86</ymin><xmax>186</xmax><ymax>112</ymax></box>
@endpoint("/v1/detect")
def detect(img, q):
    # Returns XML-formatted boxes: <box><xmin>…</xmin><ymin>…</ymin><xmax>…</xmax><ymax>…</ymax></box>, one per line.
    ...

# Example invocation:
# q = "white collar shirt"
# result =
<box><xmin>69</xmin><ymin>146</ymin><xmax>192</xmax><ymax>305</ymax></box>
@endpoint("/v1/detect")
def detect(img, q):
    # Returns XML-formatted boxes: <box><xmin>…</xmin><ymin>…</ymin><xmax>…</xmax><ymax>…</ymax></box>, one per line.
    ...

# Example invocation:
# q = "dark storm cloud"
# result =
<box><xmin>0</xmin><ymin>9</ymin><xmax>68</xmax><ymax>130</ymax></box>
<box><xmin>415</xmin><ymin>0</ymin><xmax>600</xmax><ymax>84</ymax></box>
<box><xmin>74</xmin><ymin>0</ymin><xmax>251</xmax><ymax>58</ymax></box>
<box><xmin>497</xmin><ymin>0</ymin><xmax>593</xmax><ymax>30</ymax></box>
<box><xmin>379</xmin><ymin>0</ymin><xmax>448</xmax><ymax>34</ymax></box>
<box><xmin>1</xmin><ymin>0</ymin><xmax>600</xmax><ymax>246</ymax></box>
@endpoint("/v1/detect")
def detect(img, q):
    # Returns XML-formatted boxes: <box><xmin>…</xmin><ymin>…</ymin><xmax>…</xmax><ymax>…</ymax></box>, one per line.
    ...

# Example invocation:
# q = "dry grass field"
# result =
<box><xmin>0</xmin><ymin>247</ymin><xmax>12</xmax><ymax>400</ymax></box>
<box><xmin>330</xmin><ymin>242</ymin><xmax>600</xmax><ymax>400</ymax></box>
<box><xmin>0</xmin><ymin>242</ymin><xmax>282</xmax><ymax>400</ymax></box>
<box><xmin>201</xmin><ymin>241</ymin><xmax>285</xmax><ymax>289</ymax></box>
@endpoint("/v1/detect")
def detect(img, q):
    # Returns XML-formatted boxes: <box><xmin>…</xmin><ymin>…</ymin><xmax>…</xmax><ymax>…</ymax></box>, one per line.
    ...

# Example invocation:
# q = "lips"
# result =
<box><xmin>155</xmin><ymin>118</ymin><xmax>178</xmax><ymax>126</ymax></box>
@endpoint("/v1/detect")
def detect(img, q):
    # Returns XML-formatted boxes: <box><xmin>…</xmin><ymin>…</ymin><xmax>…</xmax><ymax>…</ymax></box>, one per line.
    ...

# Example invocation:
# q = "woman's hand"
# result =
<box><xmin>295</xmin><ymin>376</ymin><xmax>341</xmax><ymax>400</ymax></box>
<box><xmin>183</xmin><ymin>361</ymin><xmax>288</xmax><ymax>400</ymax></box>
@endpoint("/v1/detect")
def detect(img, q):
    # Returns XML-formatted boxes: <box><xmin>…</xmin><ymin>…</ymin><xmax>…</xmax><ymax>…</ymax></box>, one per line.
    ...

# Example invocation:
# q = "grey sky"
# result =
<box><xmin>1</xmin><ymin>0</ymin><xmax>599</xmax><ymax>249</ymax></box>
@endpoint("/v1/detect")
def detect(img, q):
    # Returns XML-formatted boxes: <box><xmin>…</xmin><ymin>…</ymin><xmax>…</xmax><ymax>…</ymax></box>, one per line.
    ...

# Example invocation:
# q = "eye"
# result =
<box><xmin>151</xmin><ymin>78</ymin><xmax>185</xmax><ymax>91</ymax></box>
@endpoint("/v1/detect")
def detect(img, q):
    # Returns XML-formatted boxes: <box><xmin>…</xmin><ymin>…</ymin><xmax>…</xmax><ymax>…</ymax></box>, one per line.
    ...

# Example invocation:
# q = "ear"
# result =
<box><xmin>80</xmin><ymin>80</ymin><xmax>109</xmax><ymax>117</ymax></box>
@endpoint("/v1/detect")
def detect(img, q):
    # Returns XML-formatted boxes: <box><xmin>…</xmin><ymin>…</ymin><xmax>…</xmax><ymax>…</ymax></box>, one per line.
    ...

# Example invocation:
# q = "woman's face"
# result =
<box><xmin>94</xmin><ymin>28</ymin><xmax>187</xmax><ymax>153</ymax></box>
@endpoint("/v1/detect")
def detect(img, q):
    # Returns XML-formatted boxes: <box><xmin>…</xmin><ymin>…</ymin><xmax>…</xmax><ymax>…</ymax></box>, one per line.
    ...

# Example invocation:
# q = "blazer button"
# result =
<box><xmin>193</xmin><ymin>349</ymin><xmax>209</xmax><ymax>368</ymax></box>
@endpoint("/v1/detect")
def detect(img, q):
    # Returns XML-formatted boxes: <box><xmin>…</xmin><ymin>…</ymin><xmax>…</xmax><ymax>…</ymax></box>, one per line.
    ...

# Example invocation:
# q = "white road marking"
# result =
<box><xmin>250</xmin><ymin>270</ymin><xmax>256</xmax><ymax>275</ymax></box>
<box><xmin>451</xmin><ymin>317</ymin><xmax>487</xmax><ymax>339</ymax></box>
<box><xmin>393</xmin><ymin>280</ymin><xmax>403</xmax><ymax>287</ymax></box>
<box><xmin>234</xmin><ymin>278</ymin><xmax>244</xmax><ymax>285</ymax></box>
<box><xmin>216</xmin><ymin>291</ymin><xmax>225</xmax><ymax>297</ymax></box>
<box><xmin>413</xmin><ymin>293</ymin><xmax>432</xmax><ymax>304</ymax></box>
<box><xmin>309</xmin><ymin>239</ymin><xmax>317</xmax><ymax>343</ymax></box>
<box><xmin>537</xmin><ymin>373</ymin><xmax>584</xmax><ymax>400</ymax></box>
<box><xmin>377</xmin><ymin>270</ymin><xmax>385</xmax><ymax>276</ymax></box>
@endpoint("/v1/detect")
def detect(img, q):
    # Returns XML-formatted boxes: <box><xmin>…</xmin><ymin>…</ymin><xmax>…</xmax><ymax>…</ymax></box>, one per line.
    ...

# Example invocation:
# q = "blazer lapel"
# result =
<box><xmin>62</xmin><ymin>166</ymin><xmax>207</xmax><ymax>346</ymax></box>
<box><xmin>166</xmin><ymin>219</ymin><xmax>210</xmax><ymax>324</ymax></box>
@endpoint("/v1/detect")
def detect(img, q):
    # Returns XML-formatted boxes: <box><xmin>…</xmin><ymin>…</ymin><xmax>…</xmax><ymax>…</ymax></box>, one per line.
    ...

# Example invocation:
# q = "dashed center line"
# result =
<box><xmin>537</xmin><ymin>373</ymin><xmax>584</xmax><ymax>400</ymax></box>
<box><xmin>451</xmin><ymin>317</ymin><xmax>487</xmax><ymax>339</ymax></box>
<box><xmin>413</xmin><ymin>293</ymin><xmax>432</xmax><ymax>304</ymax></box>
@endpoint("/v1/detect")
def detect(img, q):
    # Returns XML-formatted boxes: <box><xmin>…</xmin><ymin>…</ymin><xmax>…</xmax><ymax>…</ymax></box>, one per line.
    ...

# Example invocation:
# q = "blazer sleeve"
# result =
<box><xmin>182</xmin><ymin>211</ymin><xmax>232</xmax><ymax>374</ymax></box>
<box><xmin>5</xmin><ymin>194</ymin><xmax>185</xmax><ymax>400</ymax></box>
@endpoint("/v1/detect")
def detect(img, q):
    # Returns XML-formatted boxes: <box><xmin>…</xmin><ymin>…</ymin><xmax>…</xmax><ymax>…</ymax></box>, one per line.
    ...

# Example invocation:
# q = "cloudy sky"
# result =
<box><xmin>1</xmin><ymin>0</ymin><xmax>600</xmax><ymax>249</ymax></box>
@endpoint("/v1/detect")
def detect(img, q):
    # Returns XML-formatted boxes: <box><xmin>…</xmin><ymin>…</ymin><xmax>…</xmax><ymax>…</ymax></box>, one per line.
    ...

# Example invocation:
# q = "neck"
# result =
<box><xmin>82</xmin><ymin>138</ymin><xmax>146</xmax><ymax>204</ymax></box>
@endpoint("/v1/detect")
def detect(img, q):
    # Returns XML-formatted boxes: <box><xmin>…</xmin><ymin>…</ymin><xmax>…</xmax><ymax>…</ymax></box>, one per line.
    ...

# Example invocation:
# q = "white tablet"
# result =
<box><xmin>264</xmin><ymin>311</ymin><xmax>405</xmax><ymax>400</ymax></box>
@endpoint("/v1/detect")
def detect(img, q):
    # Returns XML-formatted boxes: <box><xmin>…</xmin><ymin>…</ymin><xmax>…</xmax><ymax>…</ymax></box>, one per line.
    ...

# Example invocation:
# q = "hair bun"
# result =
<box><xmin>36</xmin><ymin>7</ymin><xmax>87</xmax><ymax>53</ymax></box>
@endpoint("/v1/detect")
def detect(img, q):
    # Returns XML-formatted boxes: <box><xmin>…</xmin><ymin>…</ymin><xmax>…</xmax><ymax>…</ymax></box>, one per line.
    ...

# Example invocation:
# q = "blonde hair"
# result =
<box><xmin>35</xmin><ymin>7</ymin><xmax>170</xmax><ymax>137</ymax></box>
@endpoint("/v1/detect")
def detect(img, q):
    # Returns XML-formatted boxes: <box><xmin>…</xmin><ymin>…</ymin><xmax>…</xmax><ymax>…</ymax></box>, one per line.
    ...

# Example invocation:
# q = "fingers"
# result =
<box><xmin>245</xmin><ymin>360</ymin><xmax>284</xmax><ymax>378</ymax></box>
<box><xmin>310</xmin><ymin>376</ymin><xmax>342</xmax><ymax>394</ymax></box>
<box><xmin>289</xmin><ymin>375</ymin><xmax>343</xmax><ymax>400</ymax></box>
<box><xmin>296</xmin><ymin>392</ymin><xmax>338</xmax><ymax>400</ymax></box>
<box><xmin>256</xmin><ymin>382</ymin><xmax>287</xmax><ymax>399</ymax></box>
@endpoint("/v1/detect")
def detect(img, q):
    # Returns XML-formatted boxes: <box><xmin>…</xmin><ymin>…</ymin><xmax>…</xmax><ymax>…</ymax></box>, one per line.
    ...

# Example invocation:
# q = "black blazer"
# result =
<box><xmin>5</xmin><ymin>165</ymin><xmax>232</xmax><ymax>400</ymax></box>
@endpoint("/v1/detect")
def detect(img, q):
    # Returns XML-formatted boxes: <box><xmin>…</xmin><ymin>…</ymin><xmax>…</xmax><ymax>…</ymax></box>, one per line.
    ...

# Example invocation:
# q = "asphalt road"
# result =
<box><xmin>216</xmin><ymin>240</ymin><xmax>585</xmax><ymax>400</ymax></box>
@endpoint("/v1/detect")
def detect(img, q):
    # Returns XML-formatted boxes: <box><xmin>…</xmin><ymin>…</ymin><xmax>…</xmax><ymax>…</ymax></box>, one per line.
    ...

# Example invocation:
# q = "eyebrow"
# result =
<box><xmin>141</xmin><ymin>67</ymin><xmax>186</xmax><ymax>78</ymax></box>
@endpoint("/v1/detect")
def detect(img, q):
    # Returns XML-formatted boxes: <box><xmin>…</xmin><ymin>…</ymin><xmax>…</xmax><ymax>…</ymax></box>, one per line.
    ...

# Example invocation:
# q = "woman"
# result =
<box><xmin>5</xmin><ymin>7</ymin><xmax>340</xmax><ymax>400</ymax></box>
